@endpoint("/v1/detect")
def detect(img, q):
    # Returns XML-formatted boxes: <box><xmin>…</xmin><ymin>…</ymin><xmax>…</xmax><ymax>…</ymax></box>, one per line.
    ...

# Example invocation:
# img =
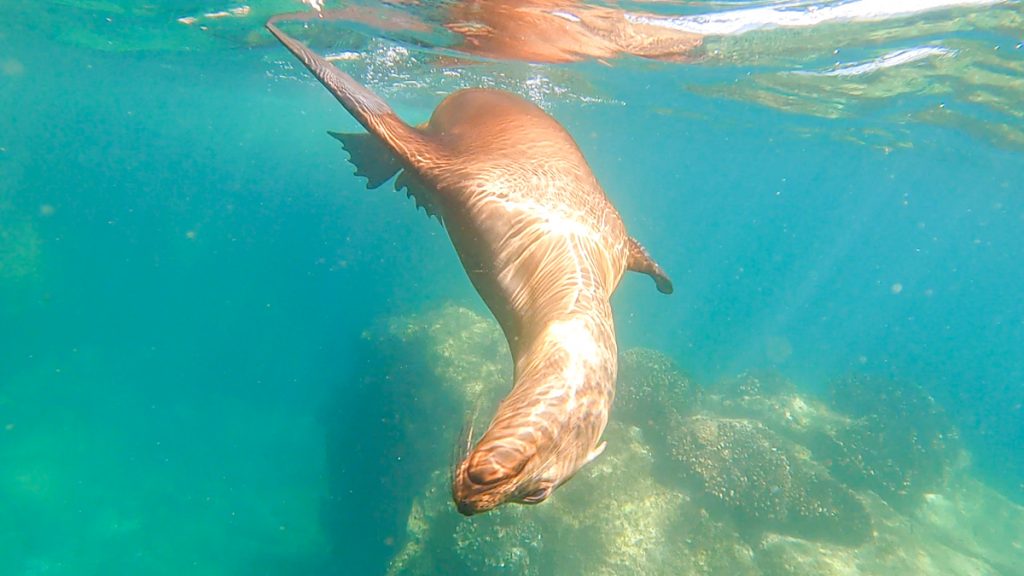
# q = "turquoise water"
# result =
<box><xmin>2</xmin><ymin>1</ymin><xmax>1023</xmax><ymax>574</ymax></box>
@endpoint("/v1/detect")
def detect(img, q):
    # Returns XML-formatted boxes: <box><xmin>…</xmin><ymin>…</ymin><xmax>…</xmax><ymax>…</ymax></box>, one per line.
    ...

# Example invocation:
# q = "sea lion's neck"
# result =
<box><xmin>485</xmin><ymin>298</ymin><xmax>618</xmax><ymax>451</ymax></box>
<box><xmin>502</xmin><ymin>269</ymin><xmax>621</xmax><ymax>361</ymax></box>
<box><xmin>513</xmin><ymin>297</ymin><xmax>616</xmax><ymax>378</ymax></box>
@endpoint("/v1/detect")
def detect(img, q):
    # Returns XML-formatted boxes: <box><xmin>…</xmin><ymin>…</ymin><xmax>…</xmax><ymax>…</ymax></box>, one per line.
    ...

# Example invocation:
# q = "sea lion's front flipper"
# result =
<box><xmin>584</xmin><ymin>441</ymin><xmax>607</xmax><ymax>465</ymax></box>
<box><xmin>329</xmin><ymin>131</ymin><xmax>402</xmax><ymax>189</ymax></box>
<box><xmin>396</xmin><ymin>170</ymin><xmax>444</xmax><ymax>224</ymax></box>
<box><xmin>627</xmin><ymin>237</ymin><xmax>674</xmax><ymax>294</ymax></box>
<box><xmin>329</xmin><ymin>131</ymin><xmax>445</xmax><ymax>224</ymax></box>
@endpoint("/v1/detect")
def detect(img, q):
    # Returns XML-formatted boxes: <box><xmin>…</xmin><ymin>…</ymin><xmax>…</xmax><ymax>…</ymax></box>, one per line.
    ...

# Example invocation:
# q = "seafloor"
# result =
<box><xmin>329</xmin><ymin>303</ymin><xmax>1024</xmax><ymax>576</ymax></box>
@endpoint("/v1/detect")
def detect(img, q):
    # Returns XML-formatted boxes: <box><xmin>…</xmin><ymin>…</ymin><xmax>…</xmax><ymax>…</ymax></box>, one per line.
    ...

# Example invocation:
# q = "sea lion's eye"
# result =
<box><xmin>520</xmin><ymin>485</ymin><xmax>551</xmax><ymax>504</ymax></box>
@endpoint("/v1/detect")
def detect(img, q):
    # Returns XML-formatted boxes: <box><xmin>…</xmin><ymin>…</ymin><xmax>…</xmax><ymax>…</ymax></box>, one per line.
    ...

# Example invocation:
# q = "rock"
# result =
<box><xmin>814</xmin><ymin>375</ymin><xmax>962</xmax><ymax>511</ymax></box>
<box><xmin>705</xmin><ymin>371</ymin><xmax>964</xmax><ymax>514</ymax></box>
<box><xmin>914</xmin><ymin>474</ymin><xmax>1024</xmax><ymax>575</ymax></box>
<box><xmin>828</xmin><ymin>375</ymin><xmax>952</xmax><ymax>427</ymax></box>
<box><xmin>754</xmin><ymin>489</ymin><xmax>1012</xmax><ymax>576</ymax></box>
<box><xmin>666</xmin><ymin>416</ymin><xmax>873</xmax><ymax>546</ymax></box>
<box><xmin>711</xmin><ymin>371</ymin><xmax>797</xmax><ymax>399</ymax></box>
<box><xmin>704</xmin><ymin>372</ymin><xmax>850</xmax><ymax>446</ymax></box>
<box><xmin>379</xmin><ymin>303</ymin><xmax>511</xmax><ymax>408</ymax></box>
<box><xmin>616</xmin><ymin>348</ymin><xmax>701</xmax><ymax>428</ymax></box>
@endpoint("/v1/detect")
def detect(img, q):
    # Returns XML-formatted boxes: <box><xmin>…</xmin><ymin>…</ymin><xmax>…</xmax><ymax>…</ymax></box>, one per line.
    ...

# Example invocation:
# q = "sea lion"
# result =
<box><xmin>266</xmin><ymin>12</ymin><xmax>673</xmax><ymax>515</ymax></box>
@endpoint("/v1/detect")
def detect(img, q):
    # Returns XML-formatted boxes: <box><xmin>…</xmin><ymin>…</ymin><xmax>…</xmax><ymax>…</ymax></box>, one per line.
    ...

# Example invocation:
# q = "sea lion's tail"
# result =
<box><xmin>266</xmin><ymin>13</ymin><xmax>437</xmax><ymax>167</ymax></box>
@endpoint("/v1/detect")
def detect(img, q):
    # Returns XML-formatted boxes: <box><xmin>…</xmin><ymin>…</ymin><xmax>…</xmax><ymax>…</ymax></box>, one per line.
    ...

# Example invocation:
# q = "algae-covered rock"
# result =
<box><xmin>913</xmin><ymin>474</ymin><xmax>1024</xmax><ymax>575</ymax></box>
<box><xmin>828</xmin><ymin>375</ymin><xmax>952</xmax><ymax>427</ymax></box>
<box><xmin>754</xmin><ymin>487</ymin><xmax>1016</xmax><ymax>576</ymax></box>
<box><xmin>711</xmin><ymin>371</ymin><xmax>797</xmax><ymax>399</ymax></box>
<box><xmin>616</xmin><ymin>348</ymin><xmax>701</xmax><ymax>428</ymax></box>
<box><xmin>705</xmin><ymin>371</ymin><xmax>962</xmax><ymax>513</ymax></box>
<box><xmin>705</xmin><ymin>372</ymin><xmax>851</xmax><ymax>447</ymax></box>
<box><xmin>756</xmin><ymin>530</ymin><xmax>1001</xmax><ymax>576</ymax></box>
<box><xmin>666</xmin><ymin>416</ymin><xmax>873</xmax><ymax>546</ymax></box>
<box><xmin>378</xmin><ymin>304</ymin><xmax>511</xmax><ymax>408</ymax></box>
<box><xmin>814</xmin><ymin>375</ymin><xmax>961</xmax><ymax>511</ymax></box>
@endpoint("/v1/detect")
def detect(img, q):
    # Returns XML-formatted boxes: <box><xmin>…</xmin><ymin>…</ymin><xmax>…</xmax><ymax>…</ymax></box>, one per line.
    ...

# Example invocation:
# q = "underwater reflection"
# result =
<box><xmin>163</xmin><ymin>0</ymin><xmax>1024</xmax><ymax>152</ymax></box>
<box><xmin>679</xmin><ymin>0</ymin><xmax>1023</xmax><ymax>150</ymax></box>
<box><xmin>438</xmin><ymin>0</ymin><xmax>702</xmax><ymax>63</ymax></box>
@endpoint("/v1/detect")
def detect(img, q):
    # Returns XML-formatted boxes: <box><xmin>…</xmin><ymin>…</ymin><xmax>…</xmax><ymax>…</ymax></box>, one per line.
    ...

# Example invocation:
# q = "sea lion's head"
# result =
<box><xmin>450</xmin><ymin>433</ymin><xmax>559</xmax><ymax>516</ymax></box>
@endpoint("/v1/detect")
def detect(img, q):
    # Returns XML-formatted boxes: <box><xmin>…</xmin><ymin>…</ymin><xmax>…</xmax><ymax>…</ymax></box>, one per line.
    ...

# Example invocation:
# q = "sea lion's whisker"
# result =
<box><xmin>450</xmin><ymin>413</ymin><xmax>476</xmax><ymax>483</ymax></box>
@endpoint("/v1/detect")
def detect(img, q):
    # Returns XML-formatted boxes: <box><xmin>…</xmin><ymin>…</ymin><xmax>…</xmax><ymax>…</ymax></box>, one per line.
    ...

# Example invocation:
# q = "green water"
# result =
<box><xmin>1</xmin><ymin>1</ymin><xmax>1023</xmax><ymax>574</ymax></box>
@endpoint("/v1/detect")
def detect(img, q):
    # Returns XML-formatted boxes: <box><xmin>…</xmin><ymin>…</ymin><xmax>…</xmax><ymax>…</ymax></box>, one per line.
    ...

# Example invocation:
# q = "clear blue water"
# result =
<box><xmin>2</xmin><ymin>1</ymin><xmax>1022</xmax><ymax>574</ymax></box>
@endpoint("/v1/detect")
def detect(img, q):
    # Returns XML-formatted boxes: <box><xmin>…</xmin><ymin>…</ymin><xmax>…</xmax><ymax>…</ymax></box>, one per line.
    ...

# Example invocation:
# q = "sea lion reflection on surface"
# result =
<box><xmin>443</xmin><ymin>0</ymin><xmax>703</xmax><ymax>64</ymax></box>
<box><xmin>267</xmin><ymin>12</ymin><xmax>672</xmax><ymax>515</ymax></box>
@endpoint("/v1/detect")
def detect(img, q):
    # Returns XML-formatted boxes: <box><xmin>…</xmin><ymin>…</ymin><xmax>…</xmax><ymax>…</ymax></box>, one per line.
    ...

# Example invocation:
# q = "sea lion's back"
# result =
<box><xmin>427</xmin><ymin>90</ymin><xmax>589</xmax><ymax>167</ymax></box>
<box><xmin>425</xmin><ymin>89</ymin><xmax>610</xmax><ymax>217</ymax></box>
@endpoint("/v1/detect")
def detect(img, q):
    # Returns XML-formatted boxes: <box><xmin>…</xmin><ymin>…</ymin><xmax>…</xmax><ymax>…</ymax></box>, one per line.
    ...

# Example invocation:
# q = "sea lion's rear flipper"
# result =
<box><xmin>329</xmin><ymin>131</ymin><xmax>402</xmax><ymax>188</ymax></box>
<box><xmin>627</xmin><ymin>237</ymin><xmax>673</xmax><ymax>294</ymax></box>
<box><xmin>266</xmin><ymin>14</ymin><xmax>442</xmax><ymax>172</ymax></box>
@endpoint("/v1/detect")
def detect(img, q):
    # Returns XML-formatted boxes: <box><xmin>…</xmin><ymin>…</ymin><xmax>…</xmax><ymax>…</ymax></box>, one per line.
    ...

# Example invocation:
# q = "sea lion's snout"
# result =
<box><xmin>455</xmin><ymin>497</ymin><xmax>480</xmax><ymax>516</ymax></box>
